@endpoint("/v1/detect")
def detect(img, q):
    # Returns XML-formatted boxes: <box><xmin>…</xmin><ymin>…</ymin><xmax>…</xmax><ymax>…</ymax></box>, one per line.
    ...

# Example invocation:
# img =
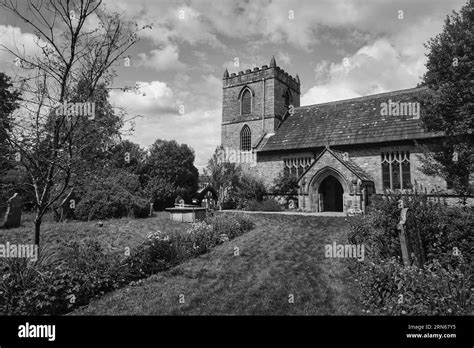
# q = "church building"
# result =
<box><xmin>220</xmin><ymin>56</ymin><xmax>457</xmax><ymax>213</ymax></box>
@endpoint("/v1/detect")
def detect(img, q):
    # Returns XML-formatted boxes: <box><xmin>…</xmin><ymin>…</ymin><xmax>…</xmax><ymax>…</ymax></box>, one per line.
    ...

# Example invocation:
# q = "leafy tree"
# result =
<box><xmin>418</xmin><ymin>1</ymin><xmax>473</xmax><ymax>195</ymax></box>
<box><xmin>204</xmin><ymin>146</ymin><xmax>242</xmax><ymax>209</ymax></box>
<box><xmin>144</xmin><ymin>176</ymin><xmax>184</xmax><ymax>211</ymax></box>
<box><xmin>234</xmin><ymin>173</ymin><xmax>267</xmax><ymax>208</ymax></box>
<box><xmin>108</xmin><ymin>140</ymin><xmax>148</xmax><ymax>188</ymax></box>
<box><xmin>147</xmin><ymin>139</ymin><xmax>199</xmax><ymax>201</ymax></box>
<box><xmin>271</xmin><ymin>171</ymin><xmax>299</xmax><ymax>196</ymax></box>
<box><xmin>0</xmin><ymin>0</ymin><xmax>144</xmax><ymax>246</ymax></box>
<box><xmin>0</xmin><ymin>72</ymin><xmax>21</xmax><ymax>204</ymax></box>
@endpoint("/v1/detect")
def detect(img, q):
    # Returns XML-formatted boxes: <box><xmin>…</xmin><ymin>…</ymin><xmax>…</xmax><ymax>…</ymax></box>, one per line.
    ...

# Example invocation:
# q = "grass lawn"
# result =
<box><xmin>0</xmin><ymin>211</ymin><xmax>188</xmax><ymax>255</ymax></box>
<box><xmin>73</xmin><ymin>212</ymin><xmax>363</xmax><ymax>315</ymax></box>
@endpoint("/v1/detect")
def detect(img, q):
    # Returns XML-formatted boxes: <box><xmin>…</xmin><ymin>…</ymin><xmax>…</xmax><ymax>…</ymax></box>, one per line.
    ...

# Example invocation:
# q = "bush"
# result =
<box><xmin>122</xmin><ymin>233</ymin><xmax>174</xmax><ymax>281</ymax></box>
<box><xmin>349</xmin><ymin>192</ymin><xmax>472</xmax><ymax>267</ymax></box>
<box><xmin>0</xmin><ymin>213</ymin><xmax>256</xmax><ymax>315</ymax></box>
<box><xmin>233</xmin><ymin>214</ymin><xmax>255</xmax><ymax>232</ymax></box>
<box><xmin>75</xmin><ymin>172</ymin><xmax>149</xmax><ymax>220</ymax></box>
<box><xmin>349</xmin><ymin>189</ymin><xmax>473</xmax><ymax>315</ymax></box>
<box><xmin>234</xmin><ymin>174</ymin><xmax>267</xmax><ymax>209</ymax></box>
<box><xmin>271</xmin><ymin>171</ymin><xmax>299</xmax><ymax>196</ymax></box>
<box><xmin>354</xmin><ymin>257</ymin><xmax>471</xmax><ymax>315</ymax></box>
<box><xmin>131</xmin><ymin>197</ymin><xmax>150</xmax><ymax>218</ymax></box>
<box><xmin>75</xmin><ymin>170</ymin><xmax>149</xmax><ymax>220</ymax></box>
<box><xmin>211</xmin><ymin>215</ymin><xmax>242</xmax><ymax>239</ymax></box>
<box><xmin>186</xmin><ymin>221</ymin><xmax>218</xmax><ymax>253</ymax></box>
<box><xmin>0</xmin><ymin>240</ymin><xmax>123</xmax><ymax>315</ymax></box>
<box><xmin>144</xmin><ymin>177</ymin><xmax>186</xmax><ymax>211</ymax></box>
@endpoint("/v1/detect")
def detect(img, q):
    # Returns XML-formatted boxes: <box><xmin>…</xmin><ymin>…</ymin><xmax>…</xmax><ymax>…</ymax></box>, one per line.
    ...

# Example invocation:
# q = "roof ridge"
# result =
<box><xmin>297</xmin><ymin>86</ymin><xmax>429</xmax><ymax>109</ymax></box>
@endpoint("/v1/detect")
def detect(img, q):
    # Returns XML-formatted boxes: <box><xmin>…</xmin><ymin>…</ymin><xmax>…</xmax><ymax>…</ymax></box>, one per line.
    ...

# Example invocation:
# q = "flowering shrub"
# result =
<box><xmin>0</xmin><ymin>240</ymin><xmax>123</xmax><ymax>315</ymax></box>
<box><xmin>211</xmin><ymin>215</ymin><xmax>242</xmax><ymax>239</ymax></box>
<box><xmin>186</xmin><ymin>221</ymin><xmax>217</xmax><ymax>253</ymax></box>
<box><xmin>0</xmin><ymin>213</ymin><xmax>255</xmax><ymax>315</ymax></box>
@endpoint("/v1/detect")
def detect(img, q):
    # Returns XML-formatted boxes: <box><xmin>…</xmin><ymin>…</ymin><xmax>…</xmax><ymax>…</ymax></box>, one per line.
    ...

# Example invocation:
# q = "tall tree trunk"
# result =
<box><xmin>34</xmin><ymin>211</ymin><xmax>42</xmax><ymax>247</ymax></box>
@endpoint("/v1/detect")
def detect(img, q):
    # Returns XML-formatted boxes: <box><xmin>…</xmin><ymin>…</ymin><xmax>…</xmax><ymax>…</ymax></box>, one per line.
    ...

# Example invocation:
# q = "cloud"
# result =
<box><xmin>109</xmin><ymin>80</ymin><xmax>178</xmax><ymax>115</ymax></box>
<box><xmin>136</xmin><ymin>45</ymin><xmax>186</xmax><ymax>72</ymax></box>
<box><xmin>301</xmin><ymin>38</ymin><xmax>425</xmax><ymax>105</ymax></box>
<box><xmin>0</xmin><ymin>25</ymin><xmax>43</xmax><ymax>68</ymax></box>
<box><xmin>276</xmin><ymin>51</ymin><xmax>292</xmax><ymax>66</ymax></box>
<box><xmin>110</xmin><ymin>79</ymin><xmax>221</xmax><ymax>170</ymax></box>
<box><xmin>126</xmin><ymin>106</ymin><xmax>221</xmax><ymax>170</ymax></box>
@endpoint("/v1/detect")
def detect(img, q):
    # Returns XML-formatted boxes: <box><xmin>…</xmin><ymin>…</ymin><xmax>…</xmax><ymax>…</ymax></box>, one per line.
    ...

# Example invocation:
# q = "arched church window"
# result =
<box><xmin>240</xmin><ymin>125</ymin><xmax>251</xmax><ymax>151</ymax></box>
<box><xmin>284</xmin><ymin>90</ymin><xmax>292</xmax><ymax>108</ymax></box>
<box><xmin>241</xmin><ymin>89</ymin><xmax>252</xmax><ymax>115</ymax></box>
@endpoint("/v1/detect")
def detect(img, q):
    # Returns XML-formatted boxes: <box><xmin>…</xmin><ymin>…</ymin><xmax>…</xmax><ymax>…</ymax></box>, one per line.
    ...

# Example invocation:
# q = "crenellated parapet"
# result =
<box><xmin>223</xmin><ymin>57</ymin><xmax>300</xmax><ymax>94</ymax></box>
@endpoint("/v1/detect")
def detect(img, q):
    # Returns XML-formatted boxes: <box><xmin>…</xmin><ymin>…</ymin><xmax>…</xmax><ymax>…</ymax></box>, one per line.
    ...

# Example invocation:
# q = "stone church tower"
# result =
<box><xmin>221</xmin><ymin>56</ymin><xmax>300</xmax><ymax>153</ymax></box>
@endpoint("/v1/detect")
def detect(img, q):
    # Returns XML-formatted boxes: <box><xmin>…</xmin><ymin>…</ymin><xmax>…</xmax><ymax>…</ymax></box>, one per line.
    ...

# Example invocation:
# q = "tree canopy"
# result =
<box><xmin>419</xmin><ymin>1</ymin><xmax>473</xmax><ymax>194</ymax></box>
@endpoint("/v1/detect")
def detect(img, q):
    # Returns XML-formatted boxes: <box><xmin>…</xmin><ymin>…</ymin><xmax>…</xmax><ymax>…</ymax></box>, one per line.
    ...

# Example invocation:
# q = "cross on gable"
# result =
<box><xmin>325</xmin><ymin>138</ymin><xmax>331</xmax><ymax>149</ymax></box>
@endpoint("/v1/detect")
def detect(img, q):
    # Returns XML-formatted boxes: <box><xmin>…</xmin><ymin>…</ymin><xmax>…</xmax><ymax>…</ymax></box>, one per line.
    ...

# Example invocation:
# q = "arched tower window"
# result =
<box><xmin>240</xmin><ymin>125</ymin><xmax>251</xmax><ymax>151</ymax></box>
<box><xmin>241</xmin><ymin>89</ymin><xmax>252</xmax><ymax>115</ymax></box>
<box><xmin>284</xmin><ymin>90</ymin><xmax>292</xmax><ymax>108</ymax></box>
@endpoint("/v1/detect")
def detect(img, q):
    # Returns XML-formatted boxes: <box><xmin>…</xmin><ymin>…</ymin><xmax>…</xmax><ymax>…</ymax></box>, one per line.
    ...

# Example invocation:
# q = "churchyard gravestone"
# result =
<box><xmin>3</xmin><ymin>193</ymin><xmax>22</xmax><ymax>228</ymax></box>
<box><xmin>60</xmin><ymin>191</ymin><xmax>79</xmax><ymax>220</ymax></box>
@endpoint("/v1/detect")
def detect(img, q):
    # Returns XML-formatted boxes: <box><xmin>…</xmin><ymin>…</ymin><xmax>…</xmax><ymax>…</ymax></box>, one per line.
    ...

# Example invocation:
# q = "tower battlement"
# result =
<box><xmin>223</xmin><ymin>58</ymin><xmax>300</xmax><ymax>94</ymax></box>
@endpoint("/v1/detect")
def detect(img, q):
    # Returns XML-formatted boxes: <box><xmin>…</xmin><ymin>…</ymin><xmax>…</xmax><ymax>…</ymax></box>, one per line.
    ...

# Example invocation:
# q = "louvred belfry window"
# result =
<box><xmin>241</xmin><ymin>89</ymin><xmax>251</xmax><ymax>115</ymax></box>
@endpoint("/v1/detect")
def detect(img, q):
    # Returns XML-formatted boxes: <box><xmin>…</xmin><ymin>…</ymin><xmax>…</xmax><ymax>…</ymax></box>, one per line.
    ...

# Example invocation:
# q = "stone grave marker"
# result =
<box><xmin>60</xmin><ymin>191</ymin><xmax>79</xmax><ymax>220</ymax></box>
<box><xmin>3</xmin><ymin>193</ymin><xmax>22</xmax><ymax>228</ymax></box>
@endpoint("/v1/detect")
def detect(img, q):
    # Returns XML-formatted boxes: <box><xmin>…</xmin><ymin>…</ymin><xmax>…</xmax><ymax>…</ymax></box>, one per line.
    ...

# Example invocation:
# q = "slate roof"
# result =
<box><xmin>261</xmin><ymin>87</ymin><xmax>441</xmax><ymax>152</ymax></box>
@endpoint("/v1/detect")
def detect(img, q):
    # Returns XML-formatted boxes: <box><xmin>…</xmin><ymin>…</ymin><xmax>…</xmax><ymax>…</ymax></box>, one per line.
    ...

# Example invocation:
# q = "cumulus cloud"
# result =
<box><xmin>301</xmin><ymin>38</ymin><xmax>425</xmax><ymax>105</ymax></box>
<box><xmin>109</xmin><ymin>79</ymin><xmax>221</xmax><ymax>170</ymax></box>
<box><xmin>125</xmin><ymin>106</ymin><xmax>221</xmax><ymax>169</ymax></box>
<box><xmin>136</xmin><ymin>45</ymin><xmax>186</xmax><ymax>72</ymax></box>
<box><xmin>0</xmin><ymin>25</ymin><xmax>43</xmax><ymax>68</ymax></box>
<box><xmin>109</xmin><ymin>81</ymin><xmax>177</xmax><ymax>115</ymax></box>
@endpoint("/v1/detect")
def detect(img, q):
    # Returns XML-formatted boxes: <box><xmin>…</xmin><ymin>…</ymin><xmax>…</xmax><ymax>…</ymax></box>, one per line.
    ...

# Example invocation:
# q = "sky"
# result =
<box><xmin>0</xmin><ymin>0</ymin><xmax>467</xmax><ymax>171</ymax></box>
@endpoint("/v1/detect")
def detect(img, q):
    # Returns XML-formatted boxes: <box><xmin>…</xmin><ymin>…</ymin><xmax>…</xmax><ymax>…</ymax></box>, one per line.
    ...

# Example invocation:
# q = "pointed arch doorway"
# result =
<box><xmin>318</xmin><ymin>175</ymin><xmax>344</xmax><ymax>212</ymax></box>
<box><xmin>308</xmin><ymin>167</ymin><xmax>348</xmax><ymax>213</ymax></box>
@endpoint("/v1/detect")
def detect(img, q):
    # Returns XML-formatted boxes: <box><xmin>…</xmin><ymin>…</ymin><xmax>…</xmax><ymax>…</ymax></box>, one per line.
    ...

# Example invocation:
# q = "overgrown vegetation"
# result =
<box><xmin>0</xmin><ymin>214</ymin><xmax>254</xmax><ymax>315</ymax></box>
<box><xmin>349</xmin><ymin>189</ymin><xmax>472</xmax><ymax>315</ymax></box>
<box><xmin>418</xmin><ymin>1</ymin><xmax>473</xmax><ymax>195</ymax></box>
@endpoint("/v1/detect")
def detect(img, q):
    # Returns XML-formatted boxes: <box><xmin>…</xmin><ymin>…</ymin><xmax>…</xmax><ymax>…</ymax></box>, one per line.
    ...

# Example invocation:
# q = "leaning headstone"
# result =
<box><xmin>60</xmin><ymin>191</ymin><xmax>79</xmax><ymax>220</ymax></box>
<box><xmin>3</xmin><ymin>193</ymin><xmax>22</xmax><ymax>228</ymax></box>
